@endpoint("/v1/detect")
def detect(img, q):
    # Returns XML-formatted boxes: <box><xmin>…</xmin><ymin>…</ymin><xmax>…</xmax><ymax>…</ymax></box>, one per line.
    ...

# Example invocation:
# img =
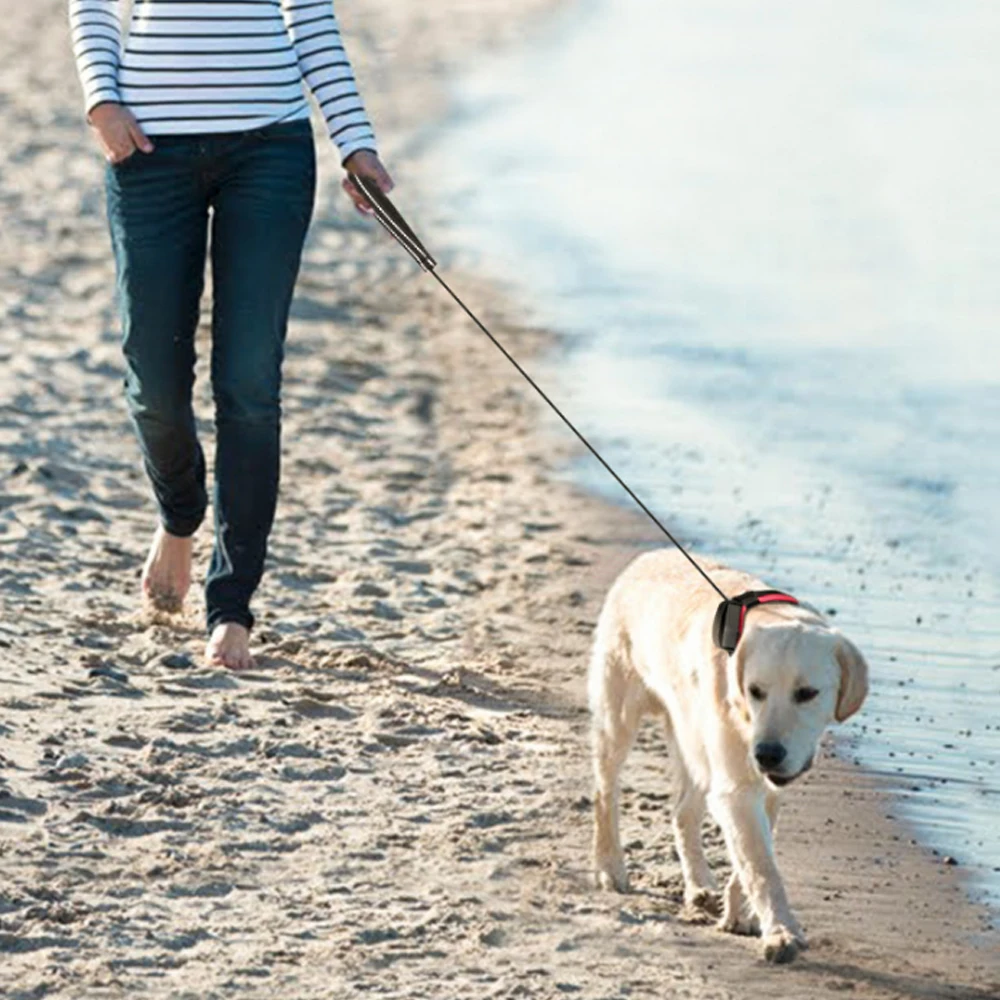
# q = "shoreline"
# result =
<box><xmin>0</xmin><ymin>1</ymin><xmax>996</xmax><ymax>997</ymax></box>
<box><xmin>403</xmin><ymin>0</ymin><xmax>1000</xmax><ymax>934</ymax></box>
<box><xmin>422</xmin><ymin>0</ymin><xmax>1000</xmax><ymax>918</ymax></box>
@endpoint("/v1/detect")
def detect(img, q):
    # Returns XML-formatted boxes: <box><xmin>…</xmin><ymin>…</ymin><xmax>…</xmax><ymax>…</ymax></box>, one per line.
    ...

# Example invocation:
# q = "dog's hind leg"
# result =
<box><xmin>589</xmin><ymin>628</ymin><xmax>648</xmax><ymax>893</ymax></box>
<box><xmin>671</xmin><ymin>752</ymin><xmax>720</xmax><ymax>917</ymax></box>
<box><xmin>718</xmin><ymin>872</ymin><xmax>758</xmax><ymax>936</ymax></box>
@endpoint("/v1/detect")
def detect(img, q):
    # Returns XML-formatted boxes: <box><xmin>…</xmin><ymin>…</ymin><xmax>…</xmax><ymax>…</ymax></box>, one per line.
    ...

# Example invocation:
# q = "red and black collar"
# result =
<box><xmin>713</xmin><ymin>590</ymin><xmax>799</xmax><ymax>653</ymax></box>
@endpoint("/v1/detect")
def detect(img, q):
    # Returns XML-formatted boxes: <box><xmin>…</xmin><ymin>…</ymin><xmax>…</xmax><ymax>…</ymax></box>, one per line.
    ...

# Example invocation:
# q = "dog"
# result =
<box><xmin>588</xmin><ymin>548</ymin><xmax>869</xmax><ymax>963</ymax></box>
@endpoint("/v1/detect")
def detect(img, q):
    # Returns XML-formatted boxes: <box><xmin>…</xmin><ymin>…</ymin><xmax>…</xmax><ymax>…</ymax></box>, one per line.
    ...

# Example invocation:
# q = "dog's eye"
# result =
<box><xmin>794</xmin><ymin>686</ymin><xmax>819</xmax><ymax>704</ymax></box>
<box><xmin>748</xmin><ymin>684</ymin><xmax>766</xmax><ymax>701</ymax></box>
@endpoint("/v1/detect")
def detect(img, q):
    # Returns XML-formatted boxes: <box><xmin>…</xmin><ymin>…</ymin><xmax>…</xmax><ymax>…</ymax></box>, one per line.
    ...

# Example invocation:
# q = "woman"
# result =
<box><xmin>69</xmin><ymin>0</ymin><xmax>393</xmax><ymax>670</ymax></box>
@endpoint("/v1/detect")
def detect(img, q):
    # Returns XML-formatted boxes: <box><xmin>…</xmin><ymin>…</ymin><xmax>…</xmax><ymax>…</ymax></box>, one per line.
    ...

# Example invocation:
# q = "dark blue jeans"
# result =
<box><xmin>105</xmin><ymin>119</ymin><xmax>317</xmax><ymax>635</ymax></box>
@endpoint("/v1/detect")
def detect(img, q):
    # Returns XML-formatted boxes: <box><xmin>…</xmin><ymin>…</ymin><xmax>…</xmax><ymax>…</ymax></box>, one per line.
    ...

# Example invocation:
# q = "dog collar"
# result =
<box><xmin>713</xmin><ymin>590</ymin><xmax>799</xmax><ymax>653</ymax></box>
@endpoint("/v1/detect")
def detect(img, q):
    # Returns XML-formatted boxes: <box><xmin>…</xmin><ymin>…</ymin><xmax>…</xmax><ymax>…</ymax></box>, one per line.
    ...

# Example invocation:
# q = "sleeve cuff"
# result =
<box><xmin>84</xmin><ymin>90</ymin><xmax>122</xmax><ymax>119</ymax></box>
<box><xmin>336</xmin><ymin>133</ymin><xmax>378</xmax><ymax>166</ymax></box>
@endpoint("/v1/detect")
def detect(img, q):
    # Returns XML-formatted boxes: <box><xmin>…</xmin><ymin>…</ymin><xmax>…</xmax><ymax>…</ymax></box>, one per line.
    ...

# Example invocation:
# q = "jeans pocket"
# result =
<box><xmin>110</xmin><ymin>147</ymin><xmax>153</xmax><ymax>172</ymax></box>
<box><xmin>111</xmin><ymin>150</ymin><xmax>138</xmax><ymax>169</ymax></box>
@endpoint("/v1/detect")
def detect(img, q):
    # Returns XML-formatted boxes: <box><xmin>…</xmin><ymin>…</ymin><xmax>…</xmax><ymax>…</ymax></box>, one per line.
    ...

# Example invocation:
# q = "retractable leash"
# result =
<box><xmin>346</xmin><ymin>172</ymin><xmax>799</xmax><ymax>653</ymax></box>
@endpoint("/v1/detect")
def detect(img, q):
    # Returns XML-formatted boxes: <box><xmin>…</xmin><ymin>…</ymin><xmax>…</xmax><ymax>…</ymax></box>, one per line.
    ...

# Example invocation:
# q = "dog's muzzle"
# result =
<box><xmin>762</xmin><ymin>755</ymin><xmax>814</xmax><ymax>788</ymax></box>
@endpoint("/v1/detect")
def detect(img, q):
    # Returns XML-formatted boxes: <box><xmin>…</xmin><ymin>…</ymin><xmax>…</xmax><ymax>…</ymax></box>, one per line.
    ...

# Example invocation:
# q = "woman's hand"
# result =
<box><xmin>88</xmin><ymin>102</ymin><xmax>154</xmax><ymax>165</ymax></box>
<box><xmin>342</xmin><ymin>150</ymin><xmax>394</xmax><ymax>215</ymax></box>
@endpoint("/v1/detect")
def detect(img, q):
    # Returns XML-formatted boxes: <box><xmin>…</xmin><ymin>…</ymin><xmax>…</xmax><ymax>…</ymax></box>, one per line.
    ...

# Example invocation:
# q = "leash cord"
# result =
<box><xmin>348</xmin><ymin>173</ymin><xmax>730</xmax><ymax>603</ymax></box>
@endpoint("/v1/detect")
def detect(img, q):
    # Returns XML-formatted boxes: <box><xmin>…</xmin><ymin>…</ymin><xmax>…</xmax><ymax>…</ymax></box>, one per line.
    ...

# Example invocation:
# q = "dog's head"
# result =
<box><xmin>729</xmin><ymin>618</ymin><xmax>869</xmax><ymax>787</ymax></box>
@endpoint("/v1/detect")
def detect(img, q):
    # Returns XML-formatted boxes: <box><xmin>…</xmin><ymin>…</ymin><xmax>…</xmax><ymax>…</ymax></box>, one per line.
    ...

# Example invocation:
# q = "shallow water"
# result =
<box><xmin>426</xmin><ymin>0</ymin><xmax>1000</xmax><ymax>912</ymax></box>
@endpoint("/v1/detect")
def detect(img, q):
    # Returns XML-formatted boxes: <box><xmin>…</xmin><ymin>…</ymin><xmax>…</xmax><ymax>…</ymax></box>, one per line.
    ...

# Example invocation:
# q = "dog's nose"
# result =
<box><xmin>754</xmin><ymin>742</ymin><xmax>787</xmax><ymax>771</ymax></box>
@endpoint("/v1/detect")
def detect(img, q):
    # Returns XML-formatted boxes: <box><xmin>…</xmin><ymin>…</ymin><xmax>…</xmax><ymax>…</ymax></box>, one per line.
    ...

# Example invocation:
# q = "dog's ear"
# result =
<box><xmin>834</xmin><ymin>636</ymin><xmax>869</xmax><ymax>722</ymax></box>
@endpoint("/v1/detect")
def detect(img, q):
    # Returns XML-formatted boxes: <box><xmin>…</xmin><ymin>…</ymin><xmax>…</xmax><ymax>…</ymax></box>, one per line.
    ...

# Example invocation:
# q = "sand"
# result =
<box><xmin>1</xmin><ymin>1</ymin><xmax>998</xmax><ymax>997</ymax></box>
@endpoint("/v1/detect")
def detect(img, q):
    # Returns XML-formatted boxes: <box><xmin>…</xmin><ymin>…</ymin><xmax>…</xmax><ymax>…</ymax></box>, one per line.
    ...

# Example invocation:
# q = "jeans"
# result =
<box><xmin>105</xmin><ymin>119</ymin><xmax>317</xmax><ymax>634</ymax></box>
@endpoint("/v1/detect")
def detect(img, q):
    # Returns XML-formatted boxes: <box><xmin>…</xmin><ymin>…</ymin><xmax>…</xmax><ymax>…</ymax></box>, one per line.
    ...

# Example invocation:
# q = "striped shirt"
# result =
<box><xmin>68</xmin><ymin>0</ymin><xmax>377</xmax><ymax>162</ymax></box>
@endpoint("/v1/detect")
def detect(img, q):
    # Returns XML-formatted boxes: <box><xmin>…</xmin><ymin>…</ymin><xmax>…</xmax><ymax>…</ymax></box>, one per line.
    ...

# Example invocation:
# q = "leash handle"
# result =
<box><xmin>347</xmin><ymin>172</ymin><xmax>437</xmax><ymax>272</ymax></box>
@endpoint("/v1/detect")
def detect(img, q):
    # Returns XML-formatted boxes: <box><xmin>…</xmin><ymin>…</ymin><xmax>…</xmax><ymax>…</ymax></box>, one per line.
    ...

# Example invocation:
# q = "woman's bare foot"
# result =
<box><xmin>142</xmin><ymin>524</ymin><xmax>193</xmax><ymax>613</ymax></box>
<box><xmin>205</xmin><ymin>622</ymin><xmax>255</xmax><ymax>671</ymax></box>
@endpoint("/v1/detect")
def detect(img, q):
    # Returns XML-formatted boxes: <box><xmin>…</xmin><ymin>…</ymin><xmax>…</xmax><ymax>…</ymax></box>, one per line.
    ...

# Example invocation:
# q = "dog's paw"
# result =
<box><xmin>680</xmin><ymin>887</ymin><xmax>722</xmax><ymax>923</ymax></box>
<box><xmin>687</xmin><ymin>887</ymin><xmax>722</xmax><ymax>915</ymax></box>
<box><xmin>761</xmin><ymin>926</ymin><xmax>807</xmax><ymax>964</ymax></box>
<box><xmin>593</xmin><ymin>859</ymin><xmax>629</xmax><ymax>893</ymax></box>
<box><xmin>716</xmin><ymin>910</ymin><xmax>760</xmax><ymax>937</ymax></box>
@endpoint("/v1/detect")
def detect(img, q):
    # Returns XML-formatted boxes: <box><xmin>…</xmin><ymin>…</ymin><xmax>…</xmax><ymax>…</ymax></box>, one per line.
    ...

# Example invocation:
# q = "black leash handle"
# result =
<box><xmin>349</xmin><ymin>173</ymin><xmax>436</xmax><ymax>272</ymax></box>
<box><xmin>346</xmin><ymin>172</ymin><xmax>729</xmax><ymax>603</ymax></box>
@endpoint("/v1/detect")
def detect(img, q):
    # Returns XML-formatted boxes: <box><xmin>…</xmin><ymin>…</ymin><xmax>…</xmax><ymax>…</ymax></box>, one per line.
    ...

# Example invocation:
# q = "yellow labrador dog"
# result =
<box><xmin>588</xmin><ymin>548</ymin><xmax>869</xmax><ymax>963</ymax></box>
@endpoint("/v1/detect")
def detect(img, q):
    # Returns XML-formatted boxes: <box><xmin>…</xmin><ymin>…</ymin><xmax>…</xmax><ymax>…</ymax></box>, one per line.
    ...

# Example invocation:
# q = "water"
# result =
<box><xmin>426</xmin><ymin>0</ymin><xmax>1000</xmax><ymax>912</ymax></box>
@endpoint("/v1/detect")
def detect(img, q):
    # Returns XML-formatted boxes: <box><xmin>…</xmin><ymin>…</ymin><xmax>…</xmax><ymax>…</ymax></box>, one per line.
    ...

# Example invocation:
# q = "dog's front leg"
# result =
<box><xmin>707</xmin><ymin>788</ymin><xmax>805</xmax><ymax>963</ymax></box>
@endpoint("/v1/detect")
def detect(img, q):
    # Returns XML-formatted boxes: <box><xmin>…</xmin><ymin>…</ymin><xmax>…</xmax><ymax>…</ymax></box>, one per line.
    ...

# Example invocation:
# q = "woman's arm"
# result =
<box><xmin>68</xmin><ymin>0</ymin><xmax>153</xmax><ymax>163</ymax></box>
<box><xmin>68</xmin><ymin>0</ymin><xmax>123</xmax><ymax>116</ymax></box>
<box><xmin>282</xmin><ymin>0</ymin><xmax>379</xmax><ymax>164</ymax></box>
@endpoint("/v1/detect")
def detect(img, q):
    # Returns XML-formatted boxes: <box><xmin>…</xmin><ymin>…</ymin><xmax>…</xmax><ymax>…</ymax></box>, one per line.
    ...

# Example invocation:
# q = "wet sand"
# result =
<box><xmin>0</xmin><ymin>1</ymin><xmax>997</xmax><ymax>997</ymax></box>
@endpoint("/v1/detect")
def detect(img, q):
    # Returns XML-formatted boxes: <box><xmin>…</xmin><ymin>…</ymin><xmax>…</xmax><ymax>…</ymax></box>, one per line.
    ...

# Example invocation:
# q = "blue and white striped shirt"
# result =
<box><xmin>68</xmin><ymin>0</ymin><xmax>377</xmax><ymax>162</ymax></box>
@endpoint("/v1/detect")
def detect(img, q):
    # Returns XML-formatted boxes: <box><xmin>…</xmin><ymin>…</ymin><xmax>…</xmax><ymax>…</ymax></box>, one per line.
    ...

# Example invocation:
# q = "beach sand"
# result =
<box><xmin>0</xmin><ymin>1</ymin><xmax>997</xmax><ymax>997</ymax></box>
